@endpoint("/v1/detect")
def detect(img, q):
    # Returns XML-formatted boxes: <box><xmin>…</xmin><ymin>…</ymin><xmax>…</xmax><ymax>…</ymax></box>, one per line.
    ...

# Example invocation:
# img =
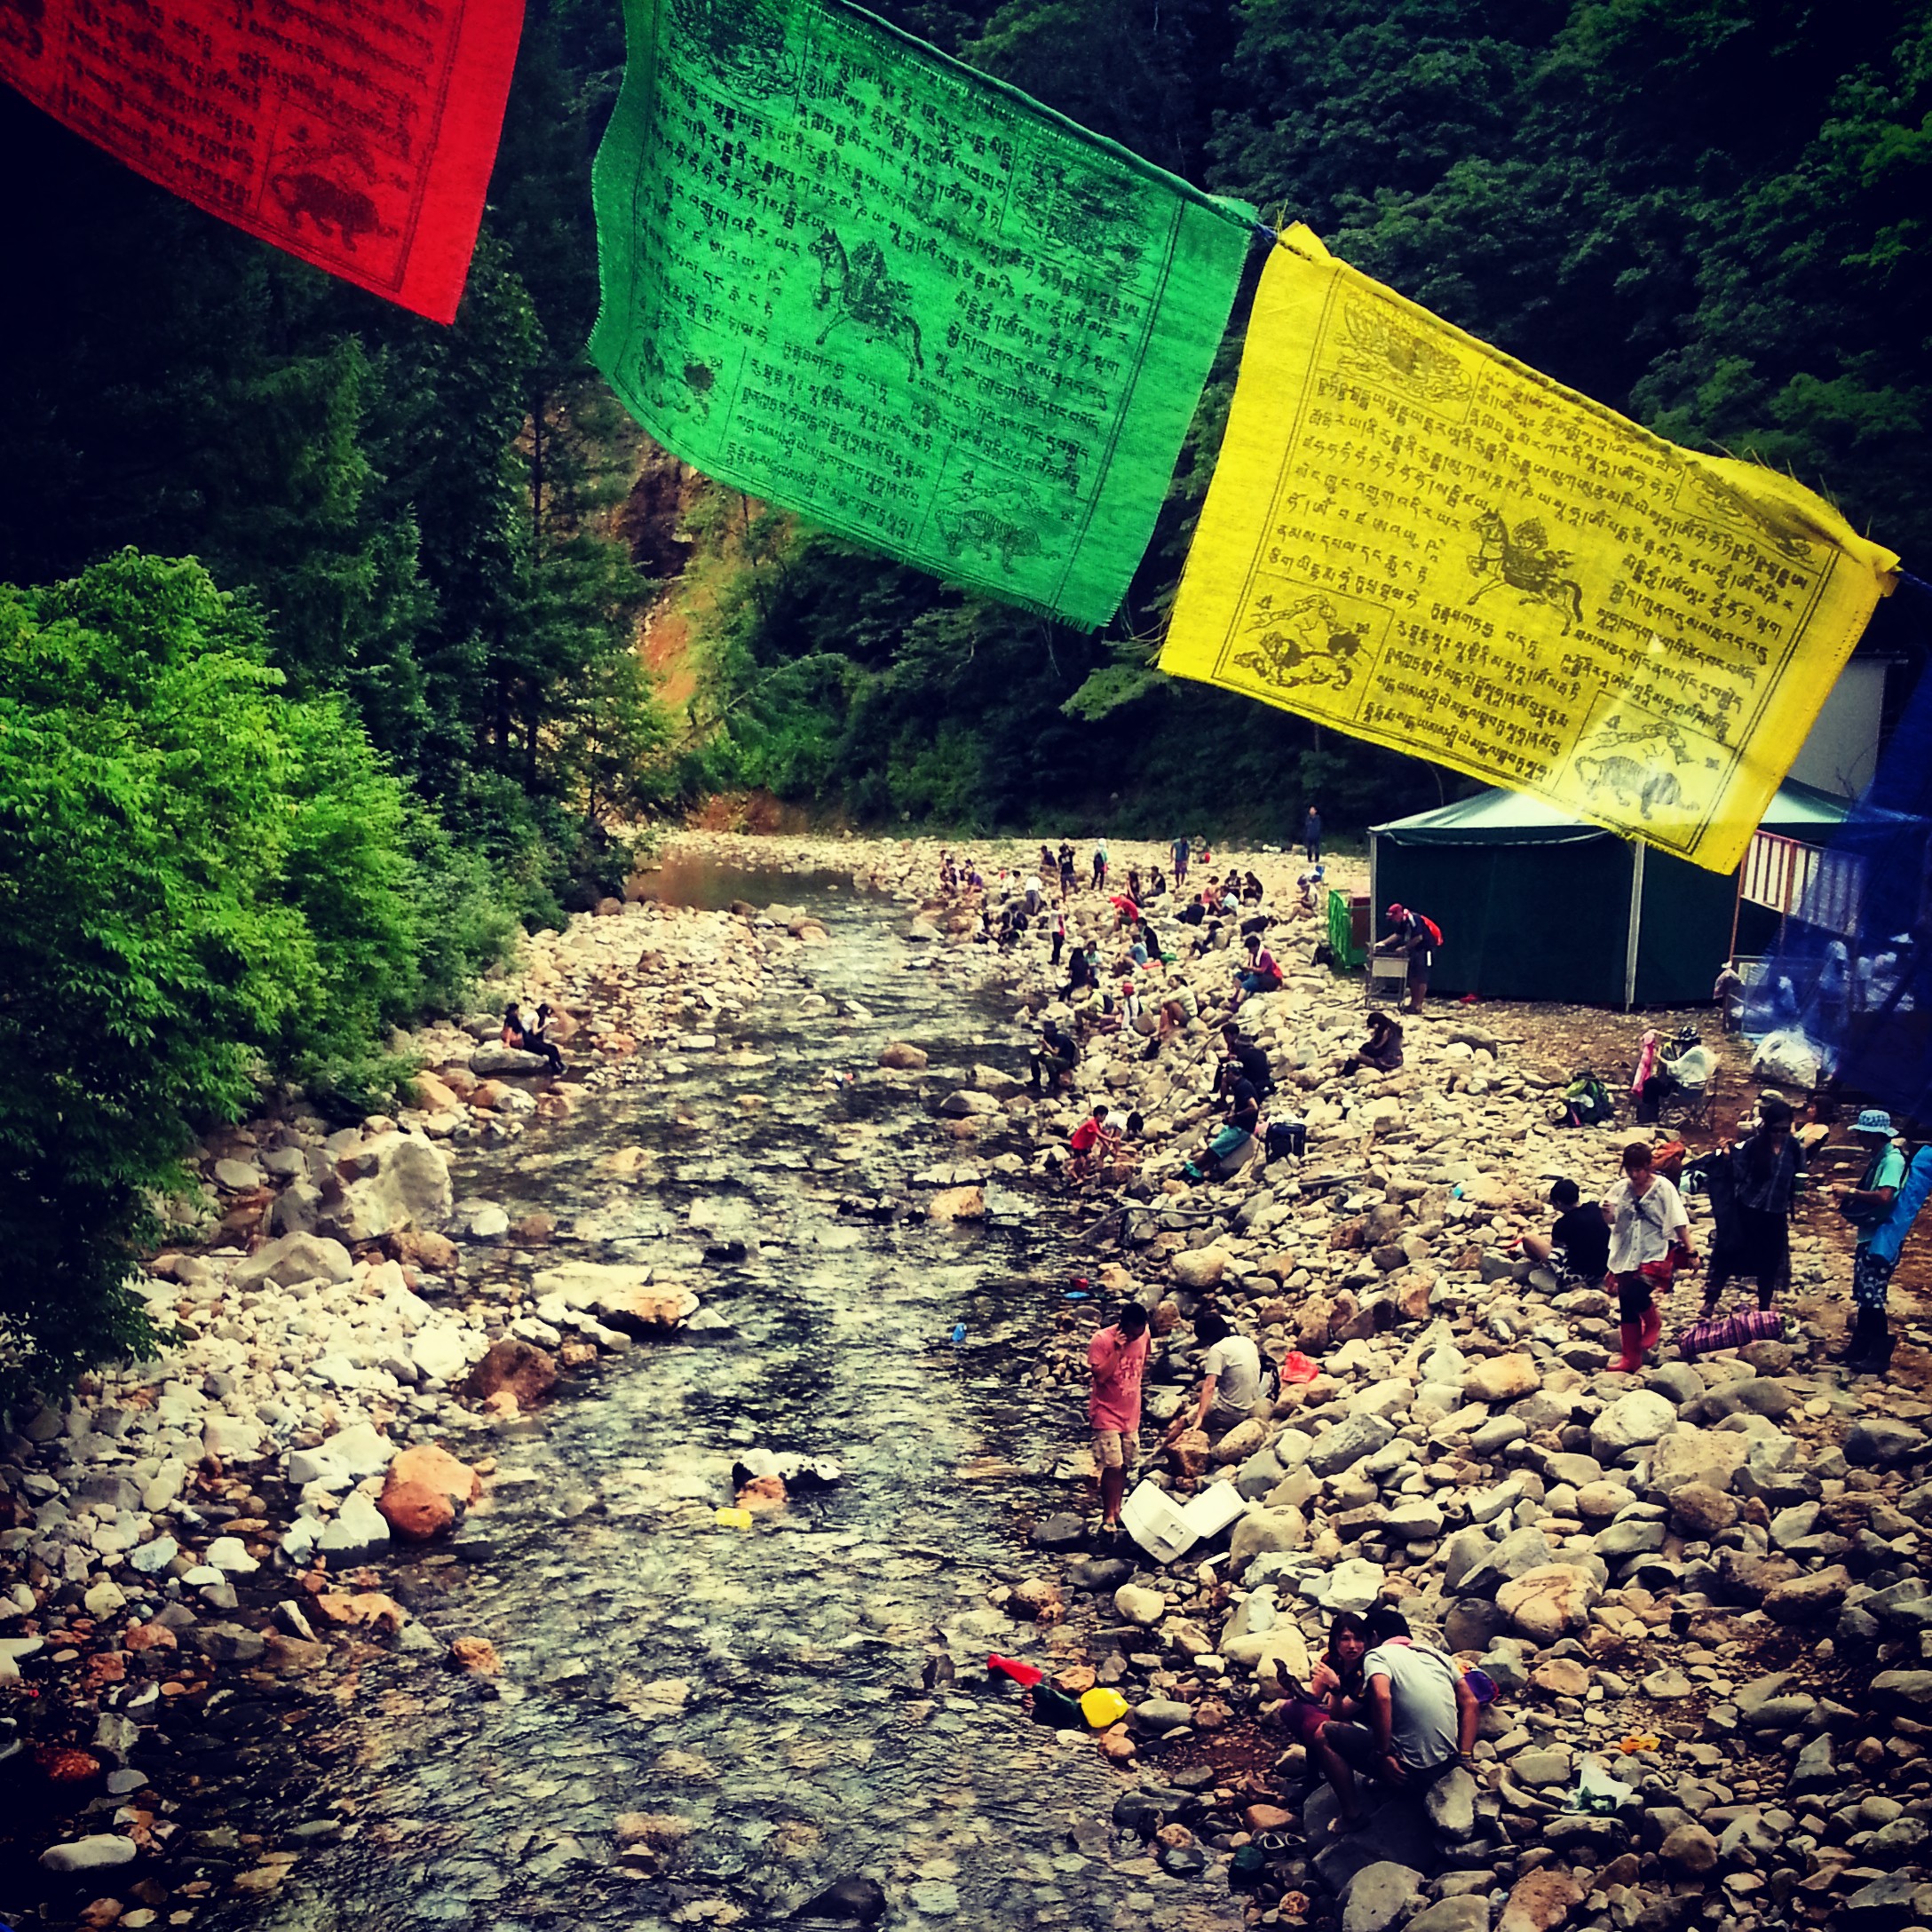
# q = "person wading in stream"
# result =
<box><xmin>1087</xmin><ymin>1302</ymin><xmax>1150</xmax><ymax>1537</ymax></box>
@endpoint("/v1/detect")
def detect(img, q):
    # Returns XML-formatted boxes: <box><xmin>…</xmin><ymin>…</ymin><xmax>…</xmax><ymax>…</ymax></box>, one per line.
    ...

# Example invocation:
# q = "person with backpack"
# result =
<box><xmin>1836</xmin><ymin>1107</ymin><xmax>1932</xmax><ymax>1374</ymax></box>
<box><xmin>1374</xmin><ymin>904</ymin><xmax>1440</xmax><ymax>1013</ymax></box>
<box><xmin>1164</xmin><ymin>1307</ymin><xmax>1264</xmax><ymax>1445</ymax></box>
<box><xmin>1218</xmin><ymin>1024</ymin><xmax>1275</xmax><ymax>1101</ymax></box>
<box><xmin>1700</xmin><ymin>1095</ymin><xmax>1803</xmax><ymax>1319</ymax></box>
<box><xmin>1603</xmin><ymin>1140</ymin><xmax>1696</xmax><ymax>1373</ymax></box>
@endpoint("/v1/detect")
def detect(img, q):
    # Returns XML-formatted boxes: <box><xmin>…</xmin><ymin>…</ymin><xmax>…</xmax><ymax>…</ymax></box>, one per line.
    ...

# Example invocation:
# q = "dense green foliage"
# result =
<box><xmin>0</xmin><ymin>555</ymin><xmax>481</xmax><ymax>1393</ymax></box>
<box><xmin>4</xmin><ymin>0</ymin><xmax>1928</xmax><ymax>1385</ymax></box>
<box><xmin>666</xmin><ymin>0</ymin><xmax>1932</xmax><ymax>836</ymax></box>
<box><xmin>0</xmin><ymin>41</ymin><xmax>668</xmax><ymax>919</ymax></box>
<box><xmin>0</xmin><ymin>21</ymin><xmax>666</xmax><ymax>1384</ymax></box>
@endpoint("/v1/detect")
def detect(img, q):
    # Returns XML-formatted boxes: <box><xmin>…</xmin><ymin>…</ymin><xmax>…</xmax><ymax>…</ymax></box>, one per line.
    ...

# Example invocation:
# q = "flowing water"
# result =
<box><xmin>226</xmin><ymin>866</ymin><xmax>1243</xmax><ymax>1932</ymax></box>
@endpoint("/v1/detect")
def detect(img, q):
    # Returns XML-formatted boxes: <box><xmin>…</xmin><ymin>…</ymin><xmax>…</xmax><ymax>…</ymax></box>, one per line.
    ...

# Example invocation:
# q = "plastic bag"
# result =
<box><xmin>1570</xmin><ymin>1760</ymin><xmax>1635</xmax><ymax>1814</ymax></box>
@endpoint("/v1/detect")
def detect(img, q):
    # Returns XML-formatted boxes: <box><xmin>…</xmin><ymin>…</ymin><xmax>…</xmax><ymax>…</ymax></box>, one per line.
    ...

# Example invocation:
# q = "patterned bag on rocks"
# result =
<box><xmin>1676</xmin><ymin>1307</ymin><xmax>1781</xmax><ymax>1359</ymax></box>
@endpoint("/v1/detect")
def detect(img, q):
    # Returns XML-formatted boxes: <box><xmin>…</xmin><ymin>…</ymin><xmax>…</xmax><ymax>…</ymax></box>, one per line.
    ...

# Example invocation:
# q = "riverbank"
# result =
<box><xmin>4</xmin><ymin>831</ymin><xmax>1929</xmax><ymax>1932</ymax></box>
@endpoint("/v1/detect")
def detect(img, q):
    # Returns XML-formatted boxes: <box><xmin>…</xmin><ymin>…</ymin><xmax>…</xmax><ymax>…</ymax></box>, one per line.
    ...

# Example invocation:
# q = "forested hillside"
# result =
<box><xmin>644</xmin><ymin>0</ymin><xmax>1932</xmax><ymax>835</ymax></box>
<box><xmin>2</xmin><ymin>0</ymin><xmax>1928</xmax><ymax>1380</ymax></box>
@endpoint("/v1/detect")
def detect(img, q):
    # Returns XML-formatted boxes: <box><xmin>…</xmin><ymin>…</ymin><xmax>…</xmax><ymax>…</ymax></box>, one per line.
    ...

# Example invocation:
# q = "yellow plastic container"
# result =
<box><xmin>1081</xmin><ymin>1687</ymin><xmax>1128</xmax><ymax>1729</ymax></box>
<box><xmin>714</xmin><ymin>1506</ymin><xmax>754</xmax><ymax>1529</ymax></box>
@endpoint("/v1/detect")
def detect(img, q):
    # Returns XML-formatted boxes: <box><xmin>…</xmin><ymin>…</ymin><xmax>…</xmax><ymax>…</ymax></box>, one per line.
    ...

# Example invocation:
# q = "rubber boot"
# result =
<box><xmin>1639</xmin><ymin>1303</ymin><xmax>1663</xmax><ymax>1351</ymax></box>
<box><xmin>1841</xmin><ymin>1307</ymin><xmax>1878</xmax><ymax>1366</ymax></box>
<box><xmin>1610</xmin><ymin>1321</ymin><xmax>1644</xmax><ymax>1374</ymax></box>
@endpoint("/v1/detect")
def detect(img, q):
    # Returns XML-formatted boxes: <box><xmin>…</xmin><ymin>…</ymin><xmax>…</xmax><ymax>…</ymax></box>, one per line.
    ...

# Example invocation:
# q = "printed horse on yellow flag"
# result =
<box><xmin>1160</xmin><ymin>226</ymin><xmax>1899</xmax><ymax>873</ymax></box>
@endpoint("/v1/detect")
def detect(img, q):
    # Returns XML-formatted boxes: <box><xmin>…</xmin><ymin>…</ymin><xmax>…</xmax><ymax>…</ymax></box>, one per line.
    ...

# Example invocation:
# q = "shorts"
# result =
<box><xmin>1323</xmin><ymin>1721</ymin><xmax>1455</xmax><ymax>1787</ymax></box>
<box><xmin>1094</xmin><ymin>1429</ymin><xmax>1140</xmax><ymax>1471</ymax></box>
<box><xmin>1854</xmin><ymin>1247</ymin><xmax>1896</xmax><ymax>1310</ymax></box>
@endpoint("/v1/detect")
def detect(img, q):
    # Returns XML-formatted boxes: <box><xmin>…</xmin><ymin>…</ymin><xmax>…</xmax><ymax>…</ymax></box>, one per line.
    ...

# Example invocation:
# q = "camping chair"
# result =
<box><xmin>1366</xmin><ymin>954</ymin><xmax>1409</xmax><ymax>1010</ymax></box>
<box><xmin>1676</xmin><ymin>1065</ymin><xmax>1720</xmax><ymax>1135</ymax></box>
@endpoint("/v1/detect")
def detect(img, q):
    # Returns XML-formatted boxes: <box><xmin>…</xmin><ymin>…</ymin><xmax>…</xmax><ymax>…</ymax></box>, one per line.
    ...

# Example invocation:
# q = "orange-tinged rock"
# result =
<box><xmin>312</xmin><ymin>1590</ymin><xmax>408</xmax><ymax>1633</ymax></box>
<box><xmin>466</xmin><ymin>1338</ymin><xmax>556</xmax><ymax>1408</ymax></box>
<box><xmin>736</xmin><ymin>1475</ymin><xmax>787</xmax><ymax>1513</ymax></box>
<box><xmin>124</xmin><ymin>1622</ymin><xmax>178</xmax><ymax>1654</ymax></box>
<box><xmin>392</xmin><ymin>1228</ymin><xmax>460</xmax><ymax>1273</ymax></box>
<box><xmin>408</xmin><ymin>1070</ymin><xmax>463</xmax><ymax>1113</ymax></box>
<box><xmin>376</xmin><ymin>1478</ymin><xmax>455</xmax><ymax>1540</ymax></box>
<box><xmin>449</xmin><ymin>1635</ymin><xmax>500</xmax><ymax>1675</ymax></box>
<box><xmin>390</xmin><ymin>1442</ymin><xmax>482</xmax><ymax>1506</ymax></box>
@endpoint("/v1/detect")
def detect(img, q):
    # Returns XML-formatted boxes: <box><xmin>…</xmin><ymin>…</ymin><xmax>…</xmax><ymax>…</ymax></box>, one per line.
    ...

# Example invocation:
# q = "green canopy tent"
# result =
<box><xmin>1366</xmin><ymin>783</ymin><xmax>1850</xmax><ymax>1008</ymax></box>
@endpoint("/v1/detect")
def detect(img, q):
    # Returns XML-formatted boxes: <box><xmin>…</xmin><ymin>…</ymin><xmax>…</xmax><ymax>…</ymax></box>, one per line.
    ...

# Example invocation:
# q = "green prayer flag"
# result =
<box><xmin>589</xmin><ymin>0</ymin><xmax>1256</xmax><ymax>629</ymax></box>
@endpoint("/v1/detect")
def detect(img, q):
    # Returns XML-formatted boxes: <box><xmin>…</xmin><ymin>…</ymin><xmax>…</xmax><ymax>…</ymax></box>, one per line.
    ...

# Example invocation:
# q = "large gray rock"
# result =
<box><xmin>40</xmin><ymin>1835</ymin><xmax>139</xmax><ymax>1873</ymax></box>
<box><xmin>1648</xmin><ymin>1425</ymin><xmax>1749</xmax><ymax>1494</ymax></box>
<box><xmin>1343</xmin><ymin>1862</ymin><xmax>1427</xmax><ymax>1932</ymax></box>
<box><xmin>1231</xmin><ymin>1507</ymin><xmax>1308</xmax><ymax>1573</ymax></box>
<box><xmin>1426</xmin><ymin>1766</ymin><xmax>1478</xmax><ymax>1838</ymax></box>
<box><xmin>1408</xmin><ymin>1901</ymin><xmax>1490</xmax><ymax>1932</ymax></box>
<box><xmin>1846</xmin><ymin>1417</ymin><xmax>1928</xmax><ymax>1469</ymax></box>
<box><xmin>469</xmin><ymin>1042</ymin><xmax>551</xmax><ymax>1075</ymax></box>
<box><xmin>318</xmin><ymin>1491</ymin><xmax>392</xmax><ymax>1567</ymax></box>
<box><xmin>1457</xmin><ymin>1527</ymin><xmax>1554</xmax><ymax>1599</ymax></box>
<box><xmin>1589</xmin><ymin>1390</ymin><xmax>1677</xmax><ymax>1458</ymax></box>
<box><xmin>231</xmin><ymin>1231</ymin><xmax>354</xmax><ymax>1290</ymax></box>
<box><xmin>1129</xmin><ymin>1698</ymin><xmax>1196</xmax><ymax>1733</ymax></box>
<box><xmin>306</xmin><ymin>1131</ymin><xmax>454</xmax><ymax>1243</ymax></box>
<box><xmin>1308</xmin><ymin>1413</ymin><xmax>1396</xmax><ymax>1477</ymax></box>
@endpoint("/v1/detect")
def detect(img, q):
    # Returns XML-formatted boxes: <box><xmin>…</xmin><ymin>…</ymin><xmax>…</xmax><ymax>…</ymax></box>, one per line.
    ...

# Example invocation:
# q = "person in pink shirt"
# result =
<box><xmin>1088</xmin><ymin>1302</ymin><xmax>1151</xmax><ymax>1533</ymax></box>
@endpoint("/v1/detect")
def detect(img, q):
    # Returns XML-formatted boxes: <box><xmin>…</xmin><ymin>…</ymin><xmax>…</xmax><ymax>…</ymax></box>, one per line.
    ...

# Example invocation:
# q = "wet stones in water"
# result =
<box><xmin>793</xmin><ymin>1873</ymin><xmax>887</xmax><ymax>1921</ymax></box>
<box><xmin>1030</xmin><ymin>1512</ymin><xmax>1085</xmax><ymax>1550</ymax></box>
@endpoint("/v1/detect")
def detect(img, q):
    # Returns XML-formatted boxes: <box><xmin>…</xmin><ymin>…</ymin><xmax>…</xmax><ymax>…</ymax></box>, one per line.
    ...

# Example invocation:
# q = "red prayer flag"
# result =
<box><xmin>0</xmin><ymin>0</ymin><xmax>525</xmax><ymax>323</ymax></box>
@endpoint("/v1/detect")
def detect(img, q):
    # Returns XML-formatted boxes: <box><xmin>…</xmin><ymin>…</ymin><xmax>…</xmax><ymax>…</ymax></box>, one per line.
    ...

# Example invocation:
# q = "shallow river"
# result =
<box><xmin>223</xmin><ymin>865</ymin><xmax>1243</xmax><ymax>1932</ymax></box>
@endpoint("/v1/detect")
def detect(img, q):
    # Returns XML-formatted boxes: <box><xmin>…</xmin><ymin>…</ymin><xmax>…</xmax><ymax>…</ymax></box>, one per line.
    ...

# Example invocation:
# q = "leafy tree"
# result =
<box><xmin>0</xmin><ymin>553</ymin><xmax>458</xmax><ymax>1394</ymax></box>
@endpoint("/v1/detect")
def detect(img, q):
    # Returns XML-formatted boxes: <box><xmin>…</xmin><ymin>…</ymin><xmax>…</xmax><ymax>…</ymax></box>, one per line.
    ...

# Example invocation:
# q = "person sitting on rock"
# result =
<box><xmin>1280</xmin><ymin>1610</ymin><xmax>1369</xmax><ymax>1752</ymax></box>
<box><xmin>1520</xmin><ymin>1176</ymin><xmax>1610</xmax><ymax>1281</ymax></box>
<box><xmin>1153</xmin><ymin>970</ymin><xmax>1199</xmax><ymax>1051</ymax></box>
<box><xmin>1342</xmin><ymin>1010</ymin><xmax>1404</xmax><ymax>1075</ymax></box>
<box><xmin>1231</xmin><ymin>932</ymin><xmax>1284</xmax><ymax>1010</ymax></box>
<box><xmin>1029</xmin><ymin>1021</ymin><xmax>1079</xmax><ymax>1094</ymax></box>
<box><xmin>1310</xmin><ymin>1607</ymin><xmax>1477</xmax><ymax>1831</ymax></box>
<box><xmin>502</xmin><ymin>1002</ymin><xmax>564</xmax><ymax>1074</ymax></box>
<box><xmin>1163</xmin><ymin>1307</ymin><xmax>1262</xmax><ymax>1446</ymax></box>
<box><xmin>1217</xmin><ymin>1024</ymin><xmax>1275</xmax><ymax>1102</ymax></box>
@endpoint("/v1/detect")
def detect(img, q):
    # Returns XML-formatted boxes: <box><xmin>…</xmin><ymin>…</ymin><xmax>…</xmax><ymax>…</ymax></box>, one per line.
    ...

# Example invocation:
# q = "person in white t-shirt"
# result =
<box><xmin>1310</xmin><ymin>1607</ymin><xmax>1477</xmax><ymax>1830</ymax></box>
<box><xmin>1164</xmin><ymin>1308</ymin><xmax>1262</xmax><ymax>1445</ymax></box>
<box><xmin>1601</xmin><ymin>1140</ymin><xmax>1695</xmax><ymax>1374</ymax></box>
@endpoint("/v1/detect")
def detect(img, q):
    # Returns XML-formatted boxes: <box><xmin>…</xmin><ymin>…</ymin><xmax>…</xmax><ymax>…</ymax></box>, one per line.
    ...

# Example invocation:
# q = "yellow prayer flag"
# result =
<box><xmin>1160</xmin><ymin>227</ymin><xmax>1899</xmax><ymax>872</ymax></box>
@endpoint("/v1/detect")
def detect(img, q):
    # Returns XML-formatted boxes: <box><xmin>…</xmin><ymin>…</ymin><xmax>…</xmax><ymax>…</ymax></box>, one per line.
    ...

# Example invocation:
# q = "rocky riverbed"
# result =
<box><xmin>3</xmin><ymin>832</ymin><xmax>1929</xmax><ymax>1932</ymax></box>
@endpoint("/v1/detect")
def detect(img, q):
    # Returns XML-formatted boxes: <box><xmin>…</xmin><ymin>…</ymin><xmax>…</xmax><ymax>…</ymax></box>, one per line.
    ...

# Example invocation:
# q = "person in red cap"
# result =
<box><xmin>1374</xmin><ymin>903</ymin><xmax>1440</xmax><ymax>1013</ymax></box>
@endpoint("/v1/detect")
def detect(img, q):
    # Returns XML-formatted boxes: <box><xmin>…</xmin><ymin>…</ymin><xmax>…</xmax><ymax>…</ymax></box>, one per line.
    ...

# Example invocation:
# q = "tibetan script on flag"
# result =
<box><xmin>1160</xmin><ymin>228</ymin><xmax>1899</xmax><ymax>873</ymax></box>
<box><xmin>0</xmin><ymin>0</ymin><xmax>525</xmax><ymax>323</ymax></box>
<box><xmin>589</xmin><ymin>0</ymin><xmax>1255</xmax><ymax>629</ymax></box>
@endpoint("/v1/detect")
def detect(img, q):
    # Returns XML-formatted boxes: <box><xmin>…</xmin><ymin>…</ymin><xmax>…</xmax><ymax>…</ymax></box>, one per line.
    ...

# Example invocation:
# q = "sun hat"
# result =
<box><xmin>1856</xmin><ymin>1106</ymin><xmax>1895</xmax><ymax>1135</ymax></box>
